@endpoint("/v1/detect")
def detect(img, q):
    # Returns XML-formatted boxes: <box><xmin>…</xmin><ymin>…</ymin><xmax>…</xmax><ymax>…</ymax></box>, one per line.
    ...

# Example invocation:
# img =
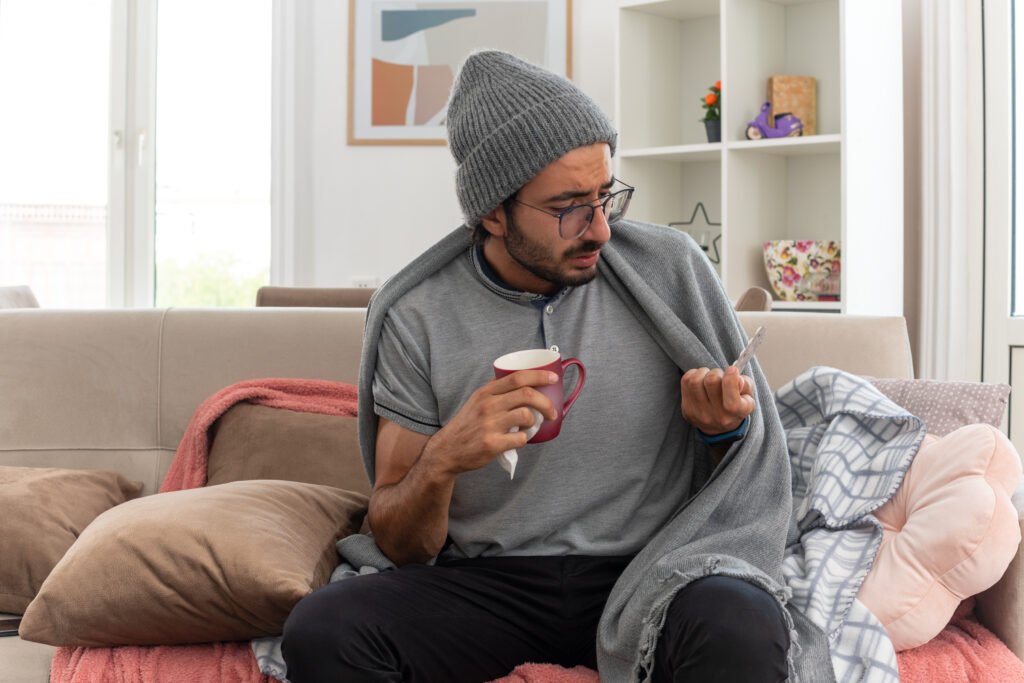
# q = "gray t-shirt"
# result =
<box><xmin>372</xmin><ymin>246</ymin><xmax>690</xmax><ymax>559</ymax></box>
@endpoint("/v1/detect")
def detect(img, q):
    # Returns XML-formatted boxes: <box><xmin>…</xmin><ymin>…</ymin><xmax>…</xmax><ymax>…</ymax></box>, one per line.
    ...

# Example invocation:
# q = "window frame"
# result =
<box><xmin>105</xmin><ymin>0</ymin><xmax>286</xmax><ymax>307</ymax></box>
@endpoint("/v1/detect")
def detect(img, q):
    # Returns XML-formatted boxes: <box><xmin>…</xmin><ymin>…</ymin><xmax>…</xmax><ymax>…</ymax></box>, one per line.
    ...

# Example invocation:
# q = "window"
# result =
<box><xmin>154</xmin><ymin>0</ymin><xmax>271</xmax><ymax>307</ymax></box>
<box><xmin>0</xmin><ymin>0</ymin><xmax>271</xmax><ymax>308</ymax></box>
<box><xmin>0</xmin><ymin>1</ymin><xmax>112</xmax><ymax>307</ymax></box>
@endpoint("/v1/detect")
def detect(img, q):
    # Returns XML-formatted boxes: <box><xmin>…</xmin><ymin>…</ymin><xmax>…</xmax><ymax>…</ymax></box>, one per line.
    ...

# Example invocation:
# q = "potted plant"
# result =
<box><xmin>701</xmin><ymin>81</ymin><xmax>721</xmax><ymax>143</ymax></box>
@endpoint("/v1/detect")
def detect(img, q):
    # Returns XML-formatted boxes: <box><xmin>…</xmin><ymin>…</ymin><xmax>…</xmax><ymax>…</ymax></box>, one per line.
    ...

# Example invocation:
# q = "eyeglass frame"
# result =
<box><xmin>510</xmin><ymin>179</ymin><xmax>635</xmax><ymax>240</ymax></box>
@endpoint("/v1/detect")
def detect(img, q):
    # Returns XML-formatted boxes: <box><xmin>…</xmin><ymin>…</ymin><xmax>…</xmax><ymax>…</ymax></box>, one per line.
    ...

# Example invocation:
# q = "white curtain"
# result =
<box><xmin>905</xmin><ymin>0</ymin><xmax>979</xmax><ymax>380</ymax></box>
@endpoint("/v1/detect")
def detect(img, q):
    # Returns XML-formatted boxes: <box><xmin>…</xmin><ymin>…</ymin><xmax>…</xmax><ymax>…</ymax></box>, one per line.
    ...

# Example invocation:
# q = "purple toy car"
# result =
<box><xmin>746</xmin><ymin>102</ymin><xmax>803</xmax><ymax>139</ymax></box>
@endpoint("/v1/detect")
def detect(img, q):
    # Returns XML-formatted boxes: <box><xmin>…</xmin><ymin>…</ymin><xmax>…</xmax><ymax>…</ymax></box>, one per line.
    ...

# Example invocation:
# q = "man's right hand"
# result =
<box><xmin>422</xmin><ymin>369</ymin><xmax>560</xmax><ymax>476</ymax></box>
<box><xmin>369</xmin><ymin>369</ymin><xmax>560</xmax><ymax>565</ymax></box>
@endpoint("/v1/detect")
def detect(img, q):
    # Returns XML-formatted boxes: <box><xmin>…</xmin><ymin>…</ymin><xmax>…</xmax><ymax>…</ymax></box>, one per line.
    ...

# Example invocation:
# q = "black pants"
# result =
<box><xmin>281</xmin><ymin>556</ymin><xmax>788</xmax><ymax>683</ymax></box>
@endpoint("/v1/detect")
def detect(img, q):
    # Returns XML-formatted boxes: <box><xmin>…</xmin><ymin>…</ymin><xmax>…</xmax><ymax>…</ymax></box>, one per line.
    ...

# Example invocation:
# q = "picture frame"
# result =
<box><xmin>347</xmin><ymin>0</ymin><xmax>572</xmax><ymax>146</ymax></box>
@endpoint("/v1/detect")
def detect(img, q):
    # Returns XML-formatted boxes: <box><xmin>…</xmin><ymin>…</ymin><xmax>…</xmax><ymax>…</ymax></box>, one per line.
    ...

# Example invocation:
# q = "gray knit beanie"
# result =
<box><xmin>446</xmin><ymin>50</ymin><xmax>618</xmax><ymax>227</ymax></box>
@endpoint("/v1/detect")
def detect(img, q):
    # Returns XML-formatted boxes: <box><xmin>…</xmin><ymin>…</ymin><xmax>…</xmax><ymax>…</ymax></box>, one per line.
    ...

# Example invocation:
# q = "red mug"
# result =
<box><xmin>493</xmin><ymin>349</ymin><xmax>586</xmax><ymax>444</ymax></box>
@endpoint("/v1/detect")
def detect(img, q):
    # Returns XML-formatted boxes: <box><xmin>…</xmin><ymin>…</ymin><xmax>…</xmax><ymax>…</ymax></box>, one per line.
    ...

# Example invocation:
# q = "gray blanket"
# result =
<box><xmin>354</xmin><ymin>221</ymin><xmax>828</xmax><ymax>681</ymax></box>
<box><xmin>256</xmin><ymin>312</ymin><xmax>924</xmax><ymax>681</ymax></box>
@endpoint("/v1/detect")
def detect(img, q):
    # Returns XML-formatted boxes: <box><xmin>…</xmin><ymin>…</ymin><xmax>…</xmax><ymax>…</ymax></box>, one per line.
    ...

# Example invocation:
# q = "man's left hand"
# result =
<box><xmin>681</xmin><ymin>366</ymin><xmax>756</xmax><ymax>435</ymax></box>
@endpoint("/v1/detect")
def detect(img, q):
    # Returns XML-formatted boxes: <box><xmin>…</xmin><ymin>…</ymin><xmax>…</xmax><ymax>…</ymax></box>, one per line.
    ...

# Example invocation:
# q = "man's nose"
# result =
<box><xmin>583</xmin><ymin>203</ymin><xmax>613</xmax><ymax>243</ymax></box>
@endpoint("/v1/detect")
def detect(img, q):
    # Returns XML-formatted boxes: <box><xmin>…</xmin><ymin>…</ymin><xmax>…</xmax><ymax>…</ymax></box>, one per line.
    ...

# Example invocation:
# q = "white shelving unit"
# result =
<box><xmin>614</xmin><ymin>0</ymin><xmax>903</xmax><ymax>315</ymax></box>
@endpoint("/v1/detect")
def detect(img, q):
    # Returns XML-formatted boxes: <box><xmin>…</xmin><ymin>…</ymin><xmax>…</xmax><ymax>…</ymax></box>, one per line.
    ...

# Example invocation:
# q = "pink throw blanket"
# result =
<box><xmin>160</xmin><ymin>378</ymin><xmax>359</xmax><ymax>492</ymax></box>
<box><xmin>50</xmin><ymin>378</ymin><xmax>358</xmax><ymax>683</ymax></box>
<box><xmin>50</xmin><ymin>642</ymin><xmax>273</xmax><ymax>683</ymax></box>
<box><xmin>488</xmin><ymin>664</ymin><xmax>600</xmax><ymax>682</ymax></box>
<box><xmin>898</xmin><ymin>598</ymin><xmax>1024</xmax><ymax>682</ymax></box>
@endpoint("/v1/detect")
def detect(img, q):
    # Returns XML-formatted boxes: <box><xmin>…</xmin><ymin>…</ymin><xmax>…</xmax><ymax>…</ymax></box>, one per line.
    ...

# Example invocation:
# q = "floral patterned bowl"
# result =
<box><xmin>762</xmin><ymin>240</ymin><xmax>841</xmax><ymax>302</ymax></box>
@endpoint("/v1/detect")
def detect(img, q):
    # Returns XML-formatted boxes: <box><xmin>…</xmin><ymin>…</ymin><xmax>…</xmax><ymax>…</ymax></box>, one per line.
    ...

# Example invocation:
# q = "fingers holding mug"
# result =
<box><xmin>494</xmin><ymin>349</ymin><xmax>587</xmax><ymax>444</ymax></box>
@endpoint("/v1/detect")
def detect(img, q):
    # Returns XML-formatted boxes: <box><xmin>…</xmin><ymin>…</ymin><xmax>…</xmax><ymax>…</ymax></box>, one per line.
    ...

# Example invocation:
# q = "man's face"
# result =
<box><xmin>484</xmin><ymin>143</ymin><xmax>614</xmax><ymax>295</ymax></box>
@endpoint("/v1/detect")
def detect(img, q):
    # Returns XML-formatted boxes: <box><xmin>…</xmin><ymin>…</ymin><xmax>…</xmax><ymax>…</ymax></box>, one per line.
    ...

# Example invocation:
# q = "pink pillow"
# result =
<box><xmin>858</xmin><ymin>424</ymin><xmax>1022</xmax><ymax>651</ymax></box>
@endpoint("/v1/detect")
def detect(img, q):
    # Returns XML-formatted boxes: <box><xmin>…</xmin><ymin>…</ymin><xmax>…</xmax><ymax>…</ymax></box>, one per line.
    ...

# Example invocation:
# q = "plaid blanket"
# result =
<box><xmin>778</xmin><ymin>366</ymin><xmax>925</xmax><ymax>682</ymax></box>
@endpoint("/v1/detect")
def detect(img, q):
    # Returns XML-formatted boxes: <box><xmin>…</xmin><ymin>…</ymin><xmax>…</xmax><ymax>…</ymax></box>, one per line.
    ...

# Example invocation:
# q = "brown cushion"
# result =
<box><xmin>19</xmin><ymin>479</ymin><xmax>368</xmax><ymax>646</ymax></box>
<box><xmin>0</xmin><ymin>467</ymin><xmax>142</xmax><ymax>614</ymax></box>
<box><xmin>206</xmin><ymin>403</ymin><xmax>370</xmax><ymax>497</ymax></box>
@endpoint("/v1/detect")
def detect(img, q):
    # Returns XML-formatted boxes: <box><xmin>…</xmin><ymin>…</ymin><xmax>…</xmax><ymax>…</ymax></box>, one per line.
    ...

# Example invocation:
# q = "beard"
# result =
<box><xmin>504</xmin><ymin>211</ymin><xmax>603</xmax><ymax>291</ymax></box>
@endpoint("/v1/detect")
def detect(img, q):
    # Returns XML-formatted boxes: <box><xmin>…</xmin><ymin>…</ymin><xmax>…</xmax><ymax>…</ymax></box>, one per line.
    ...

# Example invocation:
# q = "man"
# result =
<box><xmin>282</xmin><ymin>50</ymin><xmax>796</xmax><ymax>682</ymax></box>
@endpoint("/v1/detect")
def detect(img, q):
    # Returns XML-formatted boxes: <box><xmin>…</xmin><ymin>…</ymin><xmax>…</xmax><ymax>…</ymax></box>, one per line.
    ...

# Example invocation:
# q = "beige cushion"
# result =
<box><xmin>0</xmin><ymin>308</ymin><xmax>366</xmax><ymax>493</ymax></box>
<box><xmin>158</xmin><ymin>309</ymin><xmax>365</xmax><ymax>452</ymax></box>
<box><xmin>19</xmin><ymin>480</ymin><xmax>368</xmax><ymax>647</ymax></box>
<box><xmin>0</xmin><ymin>310</ymin><xmax>164</xmax><ymax>452</ymax></box>
<box><xmin>0</xmin><ymin>450</ymin><xmax>174</xmax><ymax>497</ymax></box>
<box><xmin>0</xmin><ymin>630</ymin><xmax>54</xmax><ymax>683</ymax></box>
<box><xmin>0</xmin><ymin>467</ymin><xmax>142</xmax><ymax>614</ymax></box>
<box><xmin>737</xmin><ymin>312</ymin><xmax>913</xmax><ymax>390</ymax></box>
<box><xmin>207</xmin><ymin>403</ymin><xmax>370</xmax><ymax>497</ymax></box>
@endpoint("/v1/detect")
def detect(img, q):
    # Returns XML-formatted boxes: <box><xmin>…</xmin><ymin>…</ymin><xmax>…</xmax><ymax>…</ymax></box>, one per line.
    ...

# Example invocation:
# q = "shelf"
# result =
<box><xmin>617</xmin><ymin>2</ymin><xmax>719</xmax><ymax>148</ymax></box>
<box><xmin>727</xmin><ymin>134</ymin><xmax>841</xmax><ymax>156</ymax></box>
<box><xmin>616</xmin><ymin>0</ymin><xmax>903</xmax><ymax>315</ymax></box>
<box><xmin>770</xmin><ymin>300</ymin><xmax>842</xmax><ymax>312</ymax></box>
<box><xmin>619</xmin><ymin>0</ymin><xmax>719</xmax><ymax>21</ymax></box>
<box><xmin>619</xmin><ymin>144</ymin><xmax>722</xmax><ymax>162</ymax></box>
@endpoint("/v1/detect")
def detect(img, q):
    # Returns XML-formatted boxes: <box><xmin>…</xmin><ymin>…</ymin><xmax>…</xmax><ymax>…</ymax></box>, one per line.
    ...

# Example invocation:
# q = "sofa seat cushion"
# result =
<box><xmin>19</xmin><ymin>479</ymin><xmax>368</xmax><ymax>647</ymax></box>
<box><xmin>858</xmin><ymin>425</ymin><xmax>1022</xmax><ymax>651</ymax></box>
<box><xmin>0</xmin><ymin>466</ymin><xmax>142</xmax><ymax>613</ymax></box>
<box><xmin>0</xmin><ymin>628</ymin><xmax>55</xmax><ymax>683</ymax></box>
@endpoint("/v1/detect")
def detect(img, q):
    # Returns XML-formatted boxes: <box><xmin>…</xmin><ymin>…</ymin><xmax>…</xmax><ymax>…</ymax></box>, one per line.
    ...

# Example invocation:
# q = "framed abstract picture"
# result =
<box><xmin>348</xmin><ymin>0</ymin><xmax>572</xmax><ymax>145</ymax></box>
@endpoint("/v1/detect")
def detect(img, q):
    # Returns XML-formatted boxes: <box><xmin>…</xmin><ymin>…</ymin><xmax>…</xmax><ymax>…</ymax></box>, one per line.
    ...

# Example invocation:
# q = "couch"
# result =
<box><xmin>0</xmin><ymin>308</ymin><xmax>1021</xmax><ymax>682</ymax></box>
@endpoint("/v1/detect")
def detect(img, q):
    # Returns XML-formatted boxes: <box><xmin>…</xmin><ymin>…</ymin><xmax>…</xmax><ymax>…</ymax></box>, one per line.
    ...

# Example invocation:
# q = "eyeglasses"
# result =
<box><xmin>512</xmin><ymin>179</ymin><xmax>635</xmax><ymax>240</ymax></box>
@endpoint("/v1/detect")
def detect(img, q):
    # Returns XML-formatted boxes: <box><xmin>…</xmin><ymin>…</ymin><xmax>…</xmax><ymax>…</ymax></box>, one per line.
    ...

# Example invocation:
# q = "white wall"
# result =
<box><xmin>287</xmin><ymin>0</ymin><xmax>618</xmax><ymax>287</ymax></box>
<box><xmin>291</xmin><ymin>1</ymin><xmax>927</xmax><ymax>327</ymax></box>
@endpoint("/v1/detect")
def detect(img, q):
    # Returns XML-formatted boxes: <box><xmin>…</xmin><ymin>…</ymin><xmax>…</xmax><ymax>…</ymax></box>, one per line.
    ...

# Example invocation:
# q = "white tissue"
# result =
<box><xmin>500</xmin><ymin>408</ymin><xmax>543</xmax><ymax>479</ymax></box>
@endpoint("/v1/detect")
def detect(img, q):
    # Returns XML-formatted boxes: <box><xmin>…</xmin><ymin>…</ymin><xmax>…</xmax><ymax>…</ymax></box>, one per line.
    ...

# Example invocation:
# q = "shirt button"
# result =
<box><xmin>545</xmin><ymin>305</ymin><xmax>555</xmax><ymax>315</ymax></box>
<box><xmin>550</xmin><ymin>345</ymin><xmax>560</xmax><ymax>353</ymax></box>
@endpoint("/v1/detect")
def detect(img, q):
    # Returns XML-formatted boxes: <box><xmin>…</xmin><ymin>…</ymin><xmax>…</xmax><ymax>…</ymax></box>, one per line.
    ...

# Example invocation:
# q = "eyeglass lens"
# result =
<box><xmin>559</xmin><ymin>190</ymin><xmax>632</xmax><ymax>239</ymax></box>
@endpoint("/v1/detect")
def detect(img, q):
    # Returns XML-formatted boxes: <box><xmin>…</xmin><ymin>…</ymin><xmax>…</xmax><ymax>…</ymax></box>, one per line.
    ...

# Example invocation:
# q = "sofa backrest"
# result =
<box><xmin>738</xmin><ymin>312</ymin><xmax>914</xmax><ymax>390</ymax></box>
<box><xmin>0</xmin><ymin>308</ymin><xmax>365</xmax><ymax>494</ymax></box>
<box><xmin>0</xmin><ymin>308</ymin><xmax>912</xmax><ymax>495</ymax></box>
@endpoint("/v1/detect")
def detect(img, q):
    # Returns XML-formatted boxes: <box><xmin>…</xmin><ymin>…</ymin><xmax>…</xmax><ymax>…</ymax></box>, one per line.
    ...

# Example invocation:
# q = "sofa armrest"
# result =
<box><xmin>975</xmin><ymin>482</ymin><xmax>1024</xmax><ymax>662</ymax></box>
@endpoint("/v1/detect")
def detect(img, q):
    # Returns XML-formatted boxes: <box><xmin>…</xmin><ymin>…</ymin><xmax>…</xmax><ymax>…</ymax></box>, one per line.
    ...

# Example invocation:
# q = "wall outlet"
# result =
<box><xmin>352</xmin><ymin>276</ymin><xmax>379</xmax><ymax>288</ymax></box>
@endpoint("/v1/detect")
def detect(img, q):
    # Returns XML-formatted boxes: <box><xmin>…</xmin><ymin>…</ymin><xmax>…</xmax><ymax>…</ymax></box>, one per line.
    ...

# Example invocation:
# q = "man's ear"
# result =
<box><xmin>479</xmin><ymin>205</ymin><xmax>507</xmax><ymax>238</ymax></box>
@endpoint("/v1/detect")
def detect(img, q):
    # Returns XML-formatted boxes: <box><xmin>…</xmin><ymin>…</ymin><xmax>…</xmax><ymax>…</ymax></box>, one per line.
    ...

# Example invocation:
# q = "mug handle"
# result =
<box><xmin>560</xmin><ymin>358</ymin><xmax>586</xmax><ymax>416</ymax></box>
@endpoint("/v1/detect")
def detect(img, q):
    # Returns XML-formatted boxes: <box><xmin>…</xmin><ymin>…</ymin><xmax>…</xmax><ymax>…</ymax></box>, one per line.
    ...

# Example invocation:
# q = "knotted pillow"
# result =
<box><xmin>858</xmin><ymin>424</ymin><xmax>1022</xmax><ymax>650</ymax></box>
